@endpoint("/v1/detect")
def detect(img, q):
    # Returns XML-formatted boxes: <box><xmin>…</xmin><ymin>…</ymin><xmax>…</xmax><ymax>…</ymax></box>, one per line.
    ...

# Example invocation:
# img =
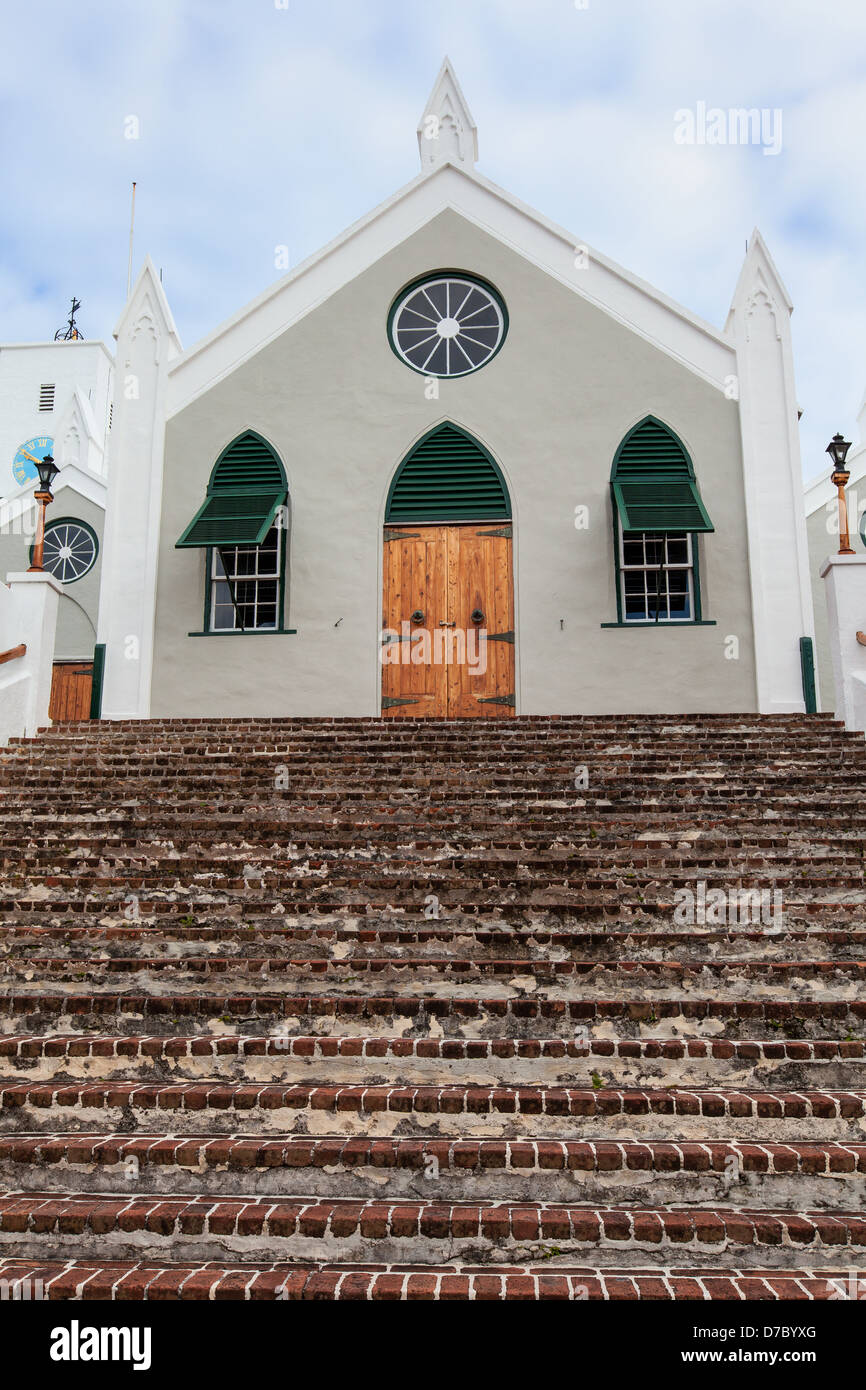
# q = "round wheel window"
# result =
<box><xmin>389</xmin><ymin>273</ymin><xmax>507</xmax><ymax>378</ymax></box>
<box><xmin>41</xmin><ymin>519</ymin><xmax>98</xmax><ymax>583</ymax></box>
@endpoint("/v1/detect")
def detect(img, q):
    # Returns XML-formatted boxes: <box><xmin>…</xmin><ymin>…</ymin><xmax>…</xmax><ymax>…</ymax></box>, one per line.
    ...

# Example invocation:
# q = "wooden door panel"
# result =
<box><xmin>382</xmin><ymin>527</ymin><xmax>448</xmax><ymax>717</ymax></box>
<box><xmin>382</xmin><ymin>525</ymin><xmax>514</xmax><ymax>718</ymax></box>
<box><xmin>446</xmin><ymin>526</ymin><xmax>514</xmax><ymax>718</ymax></box>
<box><xmin>49</xmin><ymin>663</ymin><xmax>93</xmax><ymax>722</ymax></box>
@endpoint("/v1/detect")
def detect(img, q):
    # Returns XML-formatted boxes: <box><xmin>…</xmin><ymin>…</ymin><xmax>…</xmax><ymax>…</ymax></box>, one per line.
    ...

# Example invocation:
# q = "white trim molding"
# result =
<box><xmin>728</xmin><ymin>229</ymin><xmax>815</xmax><ymax>713</ymax></box>
<box><xmin>96</xmin><ymin>257</ymin><xmax>182</xmax><ymax>720</ymax></box>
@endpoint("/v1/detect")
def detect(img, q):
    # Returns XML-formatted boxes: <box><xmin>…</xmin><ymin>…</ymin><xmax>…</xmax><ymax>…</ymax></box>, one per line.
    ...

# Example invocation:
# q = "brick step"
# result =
<box><xmin>2</xmin><ymin>1081</ymin><xmax>863</xmax><ymax>1141</ymax></box>
<box><xmin>5</xmin><ymin>870</ymin><xmax>858</xmax><ymax>898</ymax></box>
<box><xmin>8</xmin><ymin>848</ymin><xmax>855</xmax><ymax>873</ymax></box>
<box><xmin>4</xmin><ymin>1034</ymin><xmax>864</xmax><ymax>1090</ymax></box>
<box><xmin>3</xmin><ymin>991</ymin><xmax>862</xmax><ymax>1039</ymax></box>
<box><xmin>0</xmin><ymin>1193</ymin><xmax>862</xmax><ymax>1268</ymax></box>
<box><xmin>5</xmin><ymin>813</ymin><xmax>863</xmax><ymax>839</ymax></box>
<box><xmin>5</xmin><ymin>900</ymin><xmax>861</xmax><ymax>930</ymax></box>
<box><xmin>4</xmin><ymin>776</ymin><xmax>854</xmax><ymax>799</ymax></box>
<box><xmin>3</xmin><ymin>926</ymin><xmax>862</xmax><ymax>963</ymax></box>
<box><xmin>6</xmin><ymin>859</ymin><xmax>859</xmax><ymax>886</ymax></box>
<box><xmin>4</xmin><ymin>956</ymin><xmax>864</xmax><ymax>1001</ymax></box>
<box><xmin>0</xmin><ymin>1255</ymin><xmax>846</xmax><ymax>1300</ymax></box>
<box><xmin>5</xmin><ymin>794</ymin><xmax>862</xmax><ymax>819</ymax></box>
<box><xmin>3</xmin><ymin>1135</ymin><xmax>863</xmax><ymax>1208</ymax></box>
<box><xmin>1</xmin><ymin>827</ymin><xmax>853</xmax><ymax>852</ymax></box>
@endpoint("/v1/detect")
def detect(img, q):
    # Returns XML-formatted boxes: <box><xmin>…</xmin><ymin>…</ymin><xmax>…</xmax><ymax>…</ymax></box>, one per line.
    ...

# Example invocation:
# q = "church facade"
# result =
<box><xmin>96</xmin><ymin>61</ymin><xmax>815</xmax><ymax>721</ymax></box>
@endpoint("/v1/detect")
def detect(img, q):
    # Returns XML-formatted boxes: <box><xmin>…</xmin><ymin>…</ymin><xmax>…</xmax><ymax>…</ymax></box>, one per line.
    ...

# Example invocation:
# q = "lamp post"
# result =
<box><xmin>27</xmin><ymin>453</ymin><xmax>60</xmax><ymax>572</ymax></box>
<box><xmin>827</xmin><ymin>433</ymin><xmax>854</xmax><ymax>555</ymax></box>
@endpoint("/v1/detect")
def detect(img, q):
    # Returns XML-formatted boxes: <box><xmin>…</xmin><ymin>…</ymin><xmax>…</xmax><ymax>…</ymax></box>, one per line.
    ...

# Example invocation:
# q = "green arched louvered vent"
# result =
<box><xmin>611</xmin><ymin>417</ymin><xmax>713</xmax><ymax>534</ymax></box>
<box><xmin>386</xmin><ymin>423</ymin><xmax>510</xmax><ymax>524</ymax></box>
<box><xmin>176</xmin><ymin>431</ymin><xmax>288</xmax><ymax>549</ymax></box>
<box><xmin>613</xmin><ymin>417</ymin><xmax>693</xmax><ymax>479</ymax></box>
<box><xmin>209</xmin><ymin>431</ymin><xmax>286</xmax><ymax>492</ymax></box>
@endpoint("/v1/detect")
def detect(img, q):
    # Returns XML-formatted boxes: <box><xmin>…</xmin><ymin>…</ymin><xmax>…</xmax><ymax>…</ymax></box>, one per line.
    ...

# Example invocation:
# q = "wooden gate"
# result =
<box><xmin>49</xmin><ymin>661</ymin><xmax>93</xmax><ymax>721</ymax></box>
<box><xmin>382</xmin><ymin>524</ymin><xmax>514</xmax><ymax>717</ymax></box>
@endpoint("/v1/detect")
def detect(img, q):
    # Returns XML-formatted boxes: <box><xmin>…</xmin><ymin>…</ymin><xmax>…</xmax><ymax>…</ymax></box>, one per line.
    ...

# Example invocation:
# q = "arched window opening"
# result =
<box><xmin>610</xmin><ymin>417</ymin><xmax>713</xmax><ymax>625</ymax></box>
<box><xmin>176</xmin><ymin>431</ymin><xmax>289</xmax><ymax>633</ymax></box>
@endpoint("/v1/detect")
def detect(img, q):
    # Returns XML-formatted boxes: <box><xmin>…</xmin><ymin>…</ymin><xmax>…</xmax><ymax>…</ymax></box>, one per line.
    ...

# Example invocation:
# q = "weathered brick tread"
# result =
<box><xmin>3</xmin><ymin>993</ymin><xmax>863</xmax><ymax>1034</ymax></box>
<box><xmin>3</xmin><ymin>1134</ymin><xmax>863</xmax><ymax>1177</ymax></box>
<box><xmin>0</xmin><ymin>1256</ymin><xmax>848</xmax><ymax>1300</ymax></box>
<box><xmin>0</xmin><ymin>1194</ymin><xmax>863</xmax><ymax>1255</ymax></box>
<box><xmin>4</xmin><ymin>1080</ymin><xmax>862</xmax><ymax>1119</ymax></box>
<box><xmin>4</xmin><ymin>1033</ymin><xmax>861</xmax><ymax>1063</ymax></box>
<box><xmin>6</xmin><ymin>956</ymin><xmax>864</xmax><ymax>981</ymax></box>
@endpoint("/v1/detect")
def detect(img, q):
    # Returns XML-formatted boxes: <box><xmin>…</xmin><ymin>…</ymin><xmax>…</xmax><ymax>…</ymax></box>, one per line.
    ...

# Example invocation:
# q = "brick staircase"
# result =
<box><xmin>0</xmin><ymin>713</ymin><xmax>864</xmax><ymax>1301</ymax></box>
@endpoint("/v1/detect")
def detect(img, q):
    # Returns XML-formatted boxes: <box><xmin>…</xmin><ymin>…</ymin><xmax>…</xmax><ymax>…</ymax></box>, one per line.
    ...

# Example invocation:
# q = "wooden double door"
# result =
<box><xmin>382</xmin><ymin>524</ymin><xmax>514</xmax><ymax>717</ymax></box>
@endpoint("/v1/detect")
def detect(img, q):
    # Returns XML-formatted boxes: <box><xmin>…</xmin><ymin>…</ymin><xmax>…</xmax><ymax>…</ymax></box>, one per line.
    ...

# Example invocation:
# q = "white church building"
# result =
<box><xmin>94</xmin><ymin>60</ymin><xmax>817</xmax><ymax>722</ymax></box>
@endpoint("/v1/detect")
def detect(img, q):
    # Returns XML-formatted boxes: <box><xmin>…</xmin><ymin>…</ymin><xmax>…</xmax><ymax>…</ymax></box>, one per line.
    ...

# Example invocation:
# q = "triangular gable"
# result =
<box><xmin>166</xmin><ymin>159</ymin><xmax>736</xmax><ymax>418</ymax></box>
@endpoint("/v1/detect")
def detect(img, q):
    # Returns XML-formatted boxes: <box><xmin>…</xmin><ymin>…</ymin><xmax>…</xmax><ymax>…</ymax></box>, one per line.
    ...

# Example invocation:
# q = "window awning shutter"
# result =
<box><xmin>612</xmin><ymin>478</ymin><xmax>714</xmax><ymax>533</ymax></box>
<box><xmin>175</xmin><ymin>489</ymin><xmax>287</xmax><ymax>548</ymax></box>
<box><xmin>611</xmin><ymin>417</ymin><xmax>714</xmax><ymax>534</ymax></box>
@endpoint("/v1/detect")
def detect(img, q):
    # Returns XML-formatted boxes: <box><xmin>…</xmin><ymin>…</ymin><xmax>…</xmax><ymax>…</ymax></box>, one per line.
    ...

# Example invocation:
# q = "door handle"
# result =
<box><xmin>438</xmin><ymin>621</ymin><xmax>456</xmax><ymax>627</ymax></box>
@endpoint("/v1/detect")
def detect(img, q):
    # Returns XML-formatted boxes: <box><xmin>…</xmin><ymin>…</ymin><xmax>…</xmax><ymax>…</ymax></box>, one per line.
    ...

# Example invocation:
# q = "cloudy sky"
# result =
<box><xmin>2</xmin><ymin>0</ymin><xmax>864</xmax><ymax>478</ymax></box>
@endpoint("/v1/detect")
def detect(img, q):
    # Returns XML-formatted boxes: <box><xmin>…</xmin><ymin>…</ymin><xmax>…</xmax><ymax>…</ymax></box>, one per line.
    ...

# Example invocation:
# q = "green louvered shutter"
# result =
<box><xmin>611</xmin><ymin>418</ymin><xmax>713</xmax><ymax>534</ymax></box>
<box><xmin>176</xmin><ymin>432</ymin><xmax>287</xmax><ymax>548</ymax></box>
<box><xmin>386</xmin><ymin>423</ymin><xmax>510</xmax><ymax>524</ymax></box>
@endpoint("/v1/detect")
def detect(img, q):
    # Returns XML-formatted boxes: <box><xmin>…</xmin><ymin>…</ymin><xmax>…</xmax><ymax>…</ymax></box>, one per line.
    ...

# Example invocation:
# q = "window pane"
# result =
<box><xmin>668</xmin><ymin>588</ymin><xmax>691</xmax><ymax>620</ymax></box>
<box><xmin>622</xmin><ymin>538</ymin><xmax>644</xmax><ymax>565</ymax></box>
<box><xmin>620</xmin><ymin>527</ymin><xmax>695</xmax><ymax>623</ymax></box>
<box><xmin>209</xmin><ymin>530</ymin><xmax>282</xmax><ymax>631</ymax></box>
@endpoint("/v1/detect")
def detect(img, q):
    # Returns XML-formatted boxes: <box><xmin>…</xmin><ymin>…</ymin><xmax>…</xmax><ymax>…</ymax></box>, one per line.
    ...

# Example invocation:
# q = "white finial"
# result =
<box><xmin>417</xmin><ymin>57</ymin><xmax>478</xmax><ymax>172</ymax></box>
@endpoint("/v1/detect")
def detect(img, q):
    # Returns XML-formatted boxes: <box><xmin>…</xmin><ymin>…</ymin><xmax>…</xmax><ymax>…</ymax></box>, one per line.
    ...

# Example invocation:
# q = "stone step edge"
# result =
<box><xmin>0</xmin><ymin>1256</ymin><xmax>846</xmax><ymax>1300</ymax></box>
<box><xmin>3</xmin><ymin>994</ymin><xmax>865</xmax><ymax>1022</ymax></box>
<box><xmin>4</xmin><ymin>1034</ymin><xmax>861</xmax><ymax>1062</ymax></box>
<box><xmin>4</xmin><ymin>1135</ymin><xmax>865</xmax><ymax>1177</ymax></box>
<box><xmin>8</xmin><ymin>958</ymin><xmax>865</xmax><ymax>975</ymax></box>
<box><xmin>0</xmin><ymin>1193</ymin><xmax>863</xmax><ymax>1250</ymax></box>
<box><xmin>3</xmin><ymin>1082</ymin><xmax>864</xmax><ymax>1119</ymax></box>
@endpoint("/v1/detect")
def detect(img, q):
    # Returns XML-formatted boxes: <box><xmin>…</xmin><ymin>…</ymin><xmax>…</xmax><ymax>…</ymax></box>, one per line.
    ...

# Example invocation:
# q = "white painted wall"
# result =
<box><xmin>0</xmin><ymin>341</ymin><xmax>113</xmax><ymax>502</ymax></box>
<box><xmin>820</xmin><ymin>554</ymin><xmax>866</xmax><ymax>733</ymax></box>
<box><xmin>727</xmin><ymin>231</ymin><xmax>815</xmax><ymax>715</ymax></box>
<box><xmin>805</xmin><ymin>430</ymin><xmax>866</xmax><ymax>710</ymax></box>
<box><xmin>96</xmin><ymin>260</ymin><xmax>181</xmax><ymax>719</ymax></box>
<box><xmin>0</xmin><ymin>572</ymin><xmax>61</xmax><ymax>742</ymax></box>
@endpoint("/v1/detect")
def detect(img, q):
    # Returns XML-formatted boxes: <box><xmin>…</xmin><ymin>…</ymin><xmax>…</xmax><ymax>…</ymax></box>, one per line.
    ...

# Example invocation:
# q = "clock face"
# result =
<box><xmin>13</xmin><ymin>436</ymin><xmax>54</xmax><ymax>488</ymax></box>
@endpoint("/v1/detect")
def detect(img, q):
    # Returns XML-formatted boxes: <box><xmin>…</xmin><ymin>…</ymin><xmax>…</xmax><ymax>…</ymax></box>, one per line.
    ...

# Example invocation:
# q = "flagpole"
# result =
<box><xmin>126</xmin><ymin>182</ymin><xmax>137</xmax><ymax>299</ymax></box>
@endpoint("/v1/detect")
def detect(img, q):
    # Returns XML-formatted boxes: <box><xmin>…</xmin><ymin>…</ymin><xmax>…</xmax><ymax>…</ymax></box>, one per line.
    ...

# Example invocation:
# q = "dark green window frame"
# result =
<box><xmin>203</xmin><ymin>524</ymin><xmax>288</xmax><ymax>634</ymax></box>
<box><xmin>604</xmin><ymin>416</ymin><xmax>715</xmax><ymax>628</ymax></box>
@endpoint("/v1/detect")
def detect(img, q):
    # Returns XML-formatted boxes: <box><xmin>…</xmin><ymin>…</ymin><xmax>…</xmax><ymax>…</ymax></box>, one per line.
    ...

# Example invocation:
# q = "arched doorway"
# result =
<box><xmin>381</xmin><ymin>422</ymin><xmax>515</xmax><ymax>717</ymax></box>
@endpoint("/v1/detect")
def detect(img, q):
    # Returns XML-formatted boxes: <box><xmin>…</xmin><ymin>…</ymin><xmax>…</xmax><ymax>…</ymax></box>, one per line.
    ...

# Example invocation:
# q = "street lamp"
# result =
<box><xmin>827</xmin><ymin>433</ymin><xmax>854</xmax><ymax>555</ymax></box>
<box><xmin>27</xmin><ymin>453</ymin><xmax>60</xmax><ymax>573</ymax></box>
